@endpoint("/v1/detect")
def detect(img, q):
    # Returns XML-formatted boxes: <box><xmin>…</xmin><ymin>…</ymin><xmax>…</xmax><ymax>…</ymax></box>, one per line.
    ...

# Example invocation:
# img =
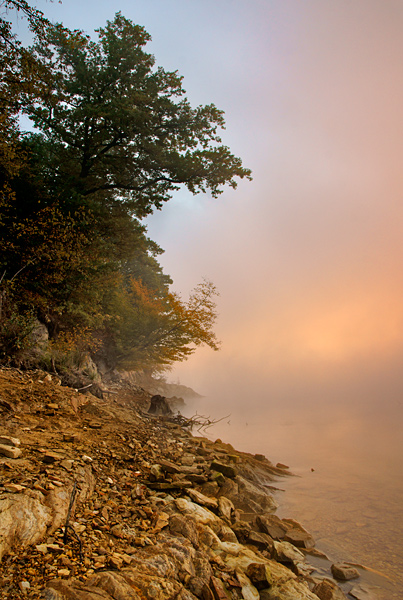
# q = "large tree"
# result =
<box><xmin>0</xmin><ymin>7</ymin><xmax>250</xmax><ymax>370</ymax></box>
<box><xmin>24</xmin><ymin>13</ymin><xmax>251</xmax><ymax>217</ymax></box>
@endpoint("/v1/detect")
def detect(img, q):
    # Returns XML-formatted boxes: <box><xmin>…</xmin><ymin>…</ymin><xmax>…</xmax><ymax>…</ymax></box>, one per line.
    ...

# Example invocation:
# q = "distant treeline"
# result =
<box><xmin>0</xmin><ymin>1</ymin><xmax>251</xmax><ymax>373</ymax></box>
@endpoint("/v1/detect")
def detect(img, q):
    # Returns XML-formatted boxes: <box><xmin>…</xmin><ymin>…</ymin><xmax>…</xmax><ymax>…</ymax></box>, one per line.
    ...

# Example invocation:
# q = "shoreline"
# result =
<box><xmin>0</xmin><ymin>369</ymin><xmax>385</xmax><ymax>599</ymax></box>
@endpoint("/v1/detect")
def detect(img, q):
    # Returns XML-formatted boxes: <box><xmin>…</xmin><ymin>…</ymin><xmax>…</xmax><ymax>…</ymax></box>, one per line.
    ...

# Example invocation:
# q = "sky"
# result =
<box><xmin>14</xmin><ymin>0</ymin><xmax>403</xmax><ymax>420</ymax></box>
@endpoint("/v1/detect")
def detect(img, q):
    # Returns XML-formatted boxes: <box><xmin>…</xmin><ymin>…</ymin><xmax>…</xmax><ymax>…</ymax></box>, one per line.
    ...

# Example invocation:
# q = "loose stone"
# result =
<box><xmin>331</xmin><ymin>562</ymin><xmax>360</xmax><ymax>581</ymax></box>
<box><xmin>0</xmin><ymin>444</ymin><xmax>22</xmax><ymax>459</ymax></box>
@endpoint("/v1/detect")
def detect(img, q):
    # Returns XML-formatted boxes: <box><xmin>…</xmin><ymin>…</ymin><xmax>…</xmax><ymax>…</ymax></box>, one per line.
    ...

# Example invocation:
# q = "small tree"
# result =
<box><xmin>105</xmin><ymin>278</ymin><xmax>220</xmax><ymax>371</ymax></box>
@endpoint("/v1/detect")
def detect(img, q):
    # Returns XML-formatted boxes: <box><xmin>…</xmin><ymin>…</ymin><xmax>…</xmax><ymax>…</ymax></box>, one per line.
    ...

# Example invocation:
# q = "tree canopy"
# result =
<box><xmin>25</xmin><ymin>13</ymin><xmax>251</xmax><ymax>217</ymax></box>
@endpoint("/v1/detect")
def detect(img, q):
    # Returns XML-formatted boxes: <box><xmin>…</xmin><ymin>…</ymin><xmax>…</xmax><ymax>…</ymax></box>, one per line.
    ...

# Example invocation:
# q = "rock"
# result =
<box><xmin>231</xmin><ymin>521</ymin><xmax>252</xmax><ymax>544</ymax></box>
<box><xmin>248</xmin><ymin>531</ymin><xmax>275</xmax><ymax>552</ymax></box>
<box><xmin>148</xmin><ymin>480</ymin><xmax>193</xmax><ymax>490</ymax></box>
<box><xmin>228</xmin><ymin>454</ymin><xmax>240</xmax><ymax>463</ymax></box>
<box><xmin>181</xmin><ymin>454</ymin><xmax>195</xmax><ymax>466</ymax></box>
<box><xmin>186</xmin><ymin>473</ymin><xmax>209</xmax><ymax>484</ymax></box>
<box><xmin>219</xmin><ymin>525</ymin><xmax>238</xmax><ymax>543</ymax></box>
<box><xmin>42</xmin><ymin>451</ymin><xmax>64</xmax><ymax>464</ymax></box>
<box><xmin>3</xmin><ymin>483</ymin><xmax>26</xmax><ymax>493</ymax></box>
<box><xmin>284</xmin><ymin>528</ymin><xmax>315</xmax><ymax>549</ymax></box>
<box><xmin>256</xmin><ymin>514</ymin><xmax>288</xmax><ymax>540</ymax></box>
<box><xmin>313</xmin><ymin>578</ymin><xmax>348</xmax><ymax>600</ymax></box>
<box><xmin>245</xmin><ymin>562</ymin><xmax>272</xmax><ymax>589</ymax></box>
<box><xmin>236</xmin><ymin>570</ymin><xmax>260</xmax><ymax>600</ymax></box>
<box><xmin>0</xmin><ymin>444</ymin><xmax>22</xmax><ymax>459</ymax></box>
<box><xmin>0</xmin><ymin>494</ymin><xmax>52</xmax><ymax>560</ymax></box>
<box><xmin>210</xmin><ymin>461</ymin><xmax>237</xmax><ymax>478</ymax></box>
<box><xmin>174</xmin><ymin>498</ymin><xmax>222</xmax><ymax>529</ymax></box>
<box><xmin>63</xmin><ymin>434</ymin><xmax>77</xmax><ymax>442</ymax></box>
<box><xmin>210</xmin><ymin>471</ymin><xmax>226</xmax><ymax>486</ymax></box>
<box><xmin>276</xmin><ymin>462</ymin><xmax>289</xmax><ymax>469</ymax></box>
<box><xmin>57</xmin><ymin>569</ymin><xmax>70</xmax><ymax>577</ymax></box>
<box><xmin>210</xmin><ymin>575</ymin><xmax>231</xmax><ymax>600</ymax></box>
<box><xmin>200</xmin><ymin>481</ymin><xmax>220</xmax><ymax>496</ymax></box>
<box><xmin>254</xmin><ymin>454</ymin><xmax>266</xmax><ymax>462</ymax></box>
<box><xmin>0</xmin><ymin>435</ymin><xmax>20</xmax><ymax>447</ymax></box>
<box><xmin>230</xmin><ymin>476</ymin><xmax>278</xmax><ymax>513</ymax></box>
<box><xmin>218</xmin><ymin>496</ymin><xmax>235</xmax><ymax>522</ymax></box>
<box><xmin>169</xmin><ymin>514</ymin><xmax>200</xmax><ymax>547</ymax></box>
<box><xmin>266</xmin><ymin>578</ymin><xmax>321</xmax><ymax>600</ymax></box>
<box><xmin>152</xmin><ymin>512</ymin><xmax>170</xmax><ymax>532</ymax></box>
<box><xmin>273</xmin><ymin>540</ymin><xmax>305</xmax><ymax>564</ymax></box>
<box><xmin>45</xmin><ymin>485</ymin><xmax>75</xmax><ymax>535</ymax></box>
<box><xmin>331</xmin><ymin>563</ymin><xmax>360</xmax><ymax>581</ymax></box>
<box><xmin>158</xmin><ymin>458</ymin><xmax>182</xmax><ymax>474</ymax></box>
<box><xmin>18</xmin><ymin>581</ymin><xmax>30</xmax><ymax>593</ymax></box>
<box><xmin>348</xmin><ymin>583</ymin><xmax>380</xmax><ymax>600</ymax></box>
<box><xmin>187</xmin><ymin>489</ymin><xmax>218</xmax><ymax>510</ymax></box>
<box><xmin>60</xmin><ymin>459</ymin><xmax>74</xmax><ymax>471</ymax></box>
<box><xmin>150</xmin><ymin>464</ymin><xmax>165</xmax><ymax>481</ymax></box>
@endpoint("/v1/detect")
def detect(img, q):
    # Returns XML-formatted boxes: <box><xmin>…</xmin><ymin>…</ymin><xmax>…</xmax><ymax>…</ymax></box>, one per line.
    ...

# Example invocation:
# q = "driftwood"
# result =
<box><xmin>169</xmin><ymin>412</ymin><xmax>230</xmax><ymax>433</ymax></box>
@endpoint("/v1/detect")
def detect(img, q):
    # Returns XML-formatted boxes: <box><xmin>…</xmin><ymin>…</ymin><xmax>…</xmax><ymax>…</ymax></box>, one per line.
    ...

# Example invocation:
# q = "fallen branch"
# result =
<box><xmin>169</xmin><ymin>411</ymin><xmax>231</xmax><ymax>433</ymax></box>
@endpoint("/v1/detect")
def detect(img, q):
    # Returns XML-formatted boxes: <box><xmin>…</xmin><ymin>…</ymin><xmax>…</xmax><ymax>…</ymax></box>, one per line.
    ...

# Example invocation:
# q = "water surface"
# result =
<box><xmin>184</xmin><ymin>393</ymin><xmax>403</xmax><ymax>598</ymax></box>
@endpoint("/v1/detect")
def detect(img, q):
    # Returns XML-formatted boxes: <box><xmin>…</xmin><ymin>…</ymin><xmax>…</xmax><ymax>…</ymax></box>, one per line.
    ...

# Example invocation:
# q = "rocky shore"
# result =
<box><xmin>0</xmin><ymin>368</ymin><xmax>374</xmax><ymax>599</ymax></box>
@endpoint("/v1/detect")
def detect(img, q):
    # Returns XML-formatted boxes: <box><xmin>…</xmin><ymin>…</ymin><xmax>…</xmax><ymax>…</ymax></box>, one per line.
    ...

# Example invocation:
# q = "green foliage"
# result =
<box><xmin>0</xmin><ymin>290</ymin><xmax>36</xmax><ymax>362</ymax></box>
<box><xmin>0</xmin><ymin>4</ymin><xmax>250</xmax><ymax>372</ymax></box>
<box><xmin>25</xmin><ymin>13</ymin><xmax>252</xmax><ymax>217</ymax></box>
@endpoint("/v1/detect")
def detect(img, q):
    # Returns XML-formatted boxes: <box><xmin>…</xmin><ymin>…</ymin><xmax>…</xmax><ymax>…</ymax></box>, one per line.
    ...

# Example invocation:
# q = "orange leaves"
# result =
<box><xmin>110</xmin><ymin>277</ymin><xmax>220</xmax><ymax>371</ymax></box>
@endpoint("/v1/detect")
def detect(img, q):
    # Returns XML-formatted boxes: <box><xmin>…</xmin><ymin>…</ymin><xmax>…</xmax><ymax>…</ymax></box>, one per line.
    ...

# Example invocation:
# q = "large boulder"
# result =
<box><xmin>0</xmin><ymin>492</ymin><xmax>52</xmax><ymax>560</ymax></box>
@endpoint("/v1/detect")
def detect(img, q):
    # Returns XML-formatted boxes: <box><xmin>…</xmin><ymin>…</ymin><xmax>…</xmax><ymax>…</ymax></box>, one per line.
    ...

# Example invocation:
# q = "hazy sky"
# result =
<box><xmin>19</xmin><ymin>1</ymin><xmax>403</xmax><ymax>412</ymax></box>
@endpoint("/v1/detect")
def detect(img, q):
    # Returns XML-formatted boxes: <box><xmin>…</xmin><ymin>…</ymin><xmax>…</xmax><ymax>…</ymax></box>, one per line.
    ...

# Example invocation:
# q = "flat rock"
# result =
<box><xmin>158</xmin><ymin>458</ymin><xmax>182</xmax><ymax>474</ymax></box>
<box><xmin>210</xmin><ymin>575</ymin><xmax>231</xmax><ymax>600</ymax></box>
<box><xmin>187</xmin><ymin>488</ymin><xmax>218</xmax><ymax>510</ymax></box>
<box><xmin>3</xmin><ymin>483</ymin><xmax>26</xmax><ymax>493</ymax></box>
<box><xmin>246</xmin><ymin>562</ymin><xmax>272</xmax><ymax>589</ymax></box>
<box><xmin>60</xmin><ymin>459</ymin><xmax>74</xmax><ymax>471</ymax></box>
<box><xmin>348</xmin><ymin>584</ymin><xmax>381</xmax><ymax>600</ymax></box>
<box><xmin>148</xmin><ymin>480</ymin><xmax>193</xmax><ymax>490</ymax></box>
<box><xmin>0</xmin><ymin>444</ymin><xmax>22</xmax><ymax>459</ymax></box>
<box><xmin>0</xmin><ymin>435</ymin><xmax>20</xmax><ymax>447</ymax></box>
<box><xmin>42</xmin><ymin>451</ymin><xmax>64</xmax><ymax>464</ymax></box>
<box><xmin>284</xmin><ymin>527</ymin><xmax>315</xmax><ymax>549</ymax></box>
<box><xmin>210</xmin><ymin>461</ymin><xmax>237</xmax><ymax>478</ymax></box>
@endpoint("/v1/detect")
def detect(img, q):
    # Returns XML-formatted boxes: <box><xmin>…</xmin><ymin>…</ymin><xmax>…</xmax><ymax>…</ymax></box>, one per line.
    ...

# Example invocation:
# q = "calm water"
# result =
<box><xmin>184</xmin><ymin>394</ymin><xmax>403</xmax><ymax>599</ymax></box>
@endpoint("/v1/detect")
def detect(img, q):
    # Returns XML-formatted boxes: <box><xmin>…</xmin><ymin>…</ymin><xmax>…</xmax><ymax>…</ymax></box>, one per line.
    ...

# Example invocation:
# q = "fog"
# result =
<box><xmin>25</xmin><ymin>0</ymin><xmax>403</xmax><ymax>445</ymax></box>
